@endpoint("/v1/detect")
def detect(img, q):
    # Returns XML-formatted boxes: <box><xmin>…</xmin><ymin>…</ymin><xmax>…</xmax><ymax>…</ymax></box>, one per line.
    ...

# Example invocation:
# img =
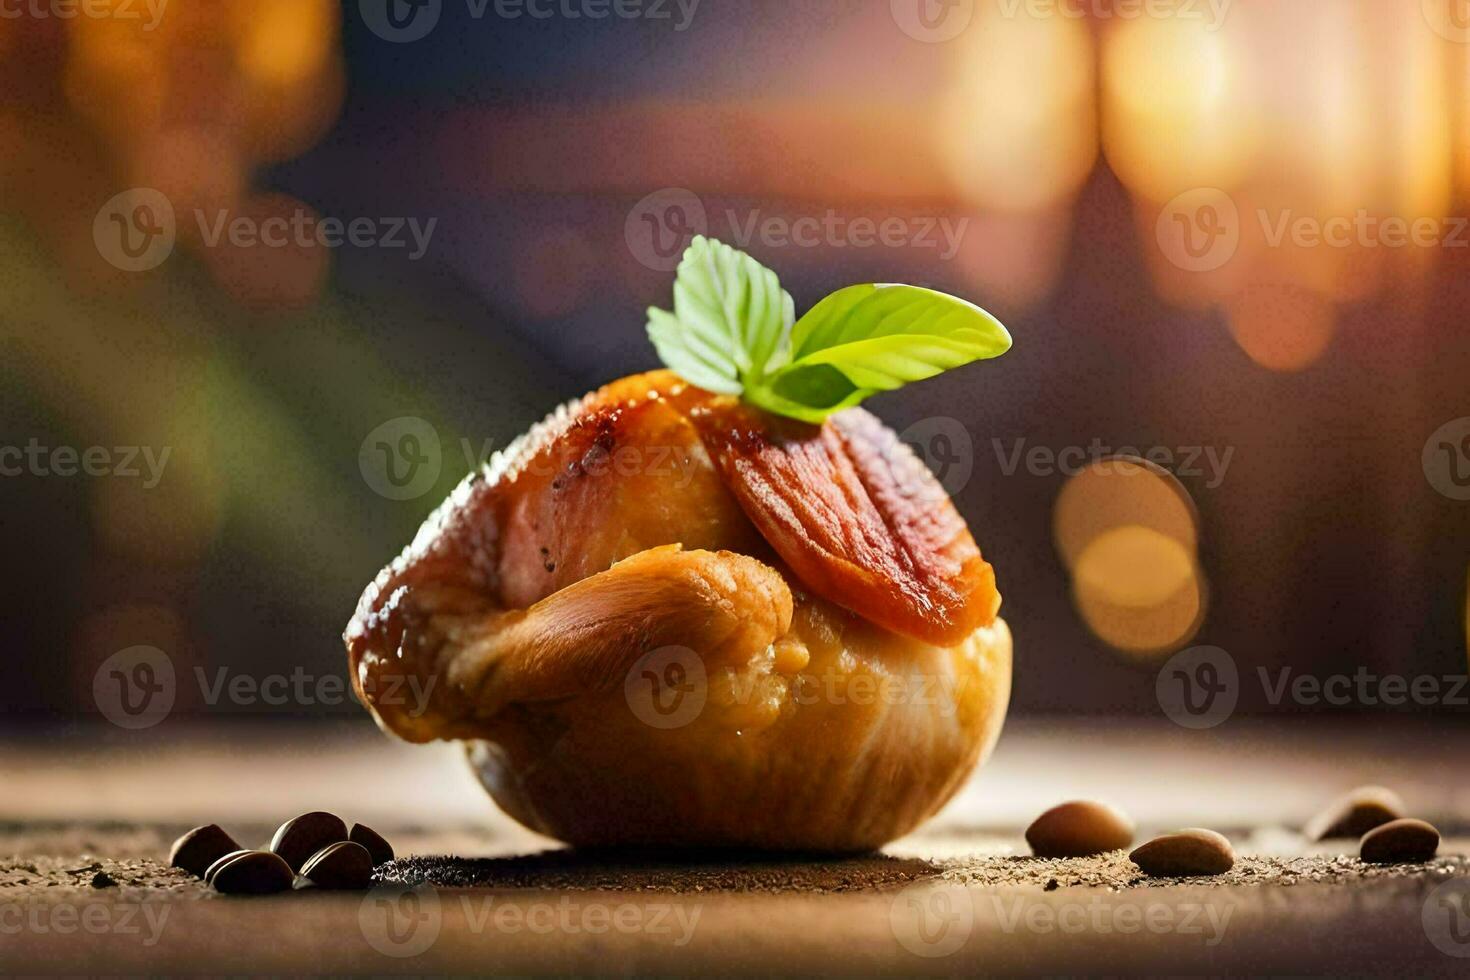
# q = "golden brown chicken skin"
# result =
<box><xmin>346</xmin><ymin>370</ymin><xmax>1011</xmax><ymax>851</ymax></box>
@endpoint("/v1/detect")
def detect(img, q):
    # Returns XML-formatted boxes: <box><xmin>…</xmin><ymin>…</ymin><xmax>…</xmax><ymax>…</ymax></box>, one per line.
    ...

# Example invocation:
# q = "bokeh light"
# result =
<box><xmin>1226</xmin><ymin>282</ymin><xmax>1336</xmax><ymax>372</ymax></box>
<box><xmin>1055</xmin><ymin>457</ymin><xmax>1207</xmax><ymax>658</ymax></box>
<box><xmin>1074</xmin><ymin>542</ymin><xmax>1207</xmax><ymax>657</ymax></box>
<box><xmin>1053</xmin><ymin>457</ymin><xmax>1200</xmax><ymax>571</ymax></box>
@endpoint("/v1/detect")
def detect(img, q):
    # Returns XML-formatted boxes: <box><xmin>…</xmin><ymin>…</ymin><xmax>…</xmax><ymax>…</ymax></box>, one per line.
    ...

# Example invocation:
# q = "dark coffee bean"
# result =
<box><xmin>269</xmin><ymin>811</ymin><xmax>348</xmax><ymax>873</ymax></box>
<box><xmin>204</xmin><ymin>850</ymin><xmax>253</xmax><ymax>885</ymax></box>
<box><xmin>1304</xmin><ymin>786</ymin><xmax>1405</xmax><ymax>841</ymax></box>
<box><xmin>1360</xmin><ymin>818</ymin><xmax>1440</xmax><ymax>864</ymax></box>
<box><xmin>1026</xmin><ymin>801</ymin><xmax>1134</xmax><ymax>858</ymax></box>
<box><xmin>1130</xmin><ymin>829</ymin><xmax>1235</xmax><ymax>877</ymax></box>
<box><xmin>170</xmin><ymin>824</ymin><xmax>242</xmax><ymax>878</ymax></box>
<box><xmin>209</xmin><ymin>850</ymin><xmax>294</xmax><ymax>895</ymax></box>
<box><xmin>299</xmin><ymin>841</ymin><xmax>374</xmax><ymax>890</ymax></box>
<box><xmin>349</xmin><ymin>823</ymin><xmax>395</xmax><ymax>866</ymax></box>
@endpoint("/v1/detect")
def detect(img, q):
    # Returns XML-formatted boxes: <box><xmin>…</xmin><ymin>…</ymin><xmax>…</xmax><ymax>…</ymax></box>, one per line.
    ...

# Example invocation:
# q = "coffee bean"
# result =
<box><xmin>1129</xmin><ymin>829</ymin><xmax>1235</xmax><ymax>877</ymax></box>
<box><xmin>269</xmin><ymin>811</ymin><xmax>348</xmax><ymax>873</ymax></box>
<box><xmin>1359</xmin><ymin>818</ymin><xmax>1439</xmax><ymax>864</ymax></box>
<box><xmin>170</xmin><ymin>824</ymin><xmax>242</xmax><ymax>878</ymax></box>
<box><xmin>299</xmin><ymin>841</ymin><xmax>374</xmax><ymax>890</ymax></box>
<box><xmin>1303</xmin><ymin>786</ymin><xmax>1405</xmax><ymax>841</ymax></box>
<box><xmin>204</xmin><ymin>850</ymin><xmax>254</xmax><ymax>885</ymax></box>
<box><xmin>349</xmin><ymin>823</ymin><xmax>395</xmax><ymax>867</ymax></box>
<box><xmin>210</xmin><ymin>850</ymin><xmax>295</xmax><ymax>896</ymax></box>
<box><xmin>1026</xmin><ymin>801</ymin><xmax>1134</xmax><ymax>858</ymax></box>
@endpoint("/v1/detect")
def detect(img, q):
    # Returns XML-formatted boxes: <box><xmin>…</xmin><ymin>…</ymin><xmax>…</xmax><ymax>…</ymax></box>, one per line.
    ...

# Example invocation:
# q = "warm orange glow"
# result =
<box><xmin>938</xmin><ymin>8</ymin><xmax>1096</xmax><ymax>212</ymax></box>
<box><xmin>1073</xmin><ymin>527</ymin><xmax>1206</xmax><ymax>657</ymax></box>
<box><xmin>202</xmin><ymin>193</ymin><xmax>332</xmax><ymax>312</ymax></box>
<box><xmin>1101</xmin><ymin>16</ymin><xmax>1258</xmax><ymax>201</ymax></box>
<box><xmin>235</xmin><ymin>0</ymin><xmax>337</xmax><ymax>86</ymax></box>
<box><xmin>1075</xmin><ymin>525</ymin><xmax>1195</xmax><ymax>609</ymax></box>
<box><xmin>1053</xmin><ymin>457</ymin><xmax>1200</xmax><ymax>571</ymax></box>
<box><xmin>1056</xmin><ymin>459</ymin><xmax>1208</xmax><ymax>658</ymax></box>
<box><xmin>1226</xmin><ymin>283</ymin><xmax>1335</xmax><ymax>372</ymax></box>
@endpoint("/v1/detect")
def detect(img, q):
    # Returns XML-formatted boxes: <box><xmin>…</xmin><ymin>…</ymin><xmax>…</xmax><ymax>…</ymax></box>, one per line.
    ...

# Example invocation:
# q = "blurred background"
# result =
<box><xmin>3</xmin><ymin>0</ymin><xmax>1470</xmax><ymax>733</ymax></box>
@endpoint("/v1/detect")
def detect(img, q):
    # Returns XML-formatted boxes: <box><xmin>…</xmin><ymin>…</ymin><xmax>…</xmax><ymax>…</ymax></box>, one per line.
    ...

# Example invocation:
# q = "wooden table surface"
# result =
<box><xmin>2</xmin><ymin>717</ymin><xmax>1467</xmax><ymax>975</ymax></box>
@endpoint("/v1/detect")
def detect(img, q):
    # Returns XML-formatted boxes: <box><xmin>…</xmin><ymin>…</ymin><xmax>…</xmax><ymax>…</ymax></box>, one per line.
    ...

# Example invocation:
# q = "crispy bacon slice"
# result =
<box><xmin>688</xmin><ymin>398</ymin><xmax>1000</xmax><ymax>646</ymax></box>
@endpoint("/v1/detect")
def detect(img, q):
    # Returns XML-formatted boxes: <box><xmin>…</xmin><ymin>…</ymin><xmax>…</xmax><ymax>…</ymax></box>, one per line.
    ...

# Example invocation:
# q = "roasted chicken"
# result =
<box><xmin>346</xmin><ymin>370</ymin><xmax>1011</xmax><ymax>851</ymax></box>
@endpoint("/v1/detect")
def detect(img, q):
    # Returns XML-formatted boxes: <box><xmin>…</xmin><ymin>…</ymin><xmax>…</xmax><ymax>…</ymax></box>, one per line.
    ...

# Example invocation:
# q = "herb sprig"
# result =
<box><xmin>646</xmin><ymin>236</ymin><xmax>1011</xmax><ymax>423</ymax></box>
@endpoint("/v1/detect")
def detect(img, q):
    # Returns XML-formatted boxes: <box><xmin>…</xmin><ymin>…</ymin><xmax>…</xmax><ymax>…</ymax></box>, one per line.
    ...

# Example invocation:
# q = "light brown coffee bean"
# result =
<box><xmin>209</xmin><ymin>850</ymin><xmax>294</xmax><ymax>895</ymax></box>
<box><xmin>349</xmin><ymin>823</ymin><xmax>395</xmax><ymax>867</ymax></box>
<box><xmin>1360</xmin><ymin>818</ymin><xmax>1439</xmax><ymax>864</ymax></box>
<box><xmin>269</xmin><ymin>811</ymin><xmax>348</xmax><ymax>873</ymax></box>
<box><xmin>1129</xmin><ymin>829</ymin><xmax>1235</xmax><ymax>877</ymax></box>
<box><xmin>1026</xmin><ymin>801</ymin><xmax>1135</xmax><ymax>858</ymax></box>
<box><xmin>1303</xmin><ymin>786</ymin><xmax>1405</xmax><ymax>841</ymax></box>
<box><xmin>204</xmin><ymin>850</ymin><xmax>254</xmax><ymax>885</ymax></box>
<box><xmin>170</xmin><ymin>824</ymin><xmax>242</xmax><ymax>878</ymax></box>
<box><xmin>299</xmin><ymin>841</ymin><xmax>374</xmax><ymax>890</ymax></box>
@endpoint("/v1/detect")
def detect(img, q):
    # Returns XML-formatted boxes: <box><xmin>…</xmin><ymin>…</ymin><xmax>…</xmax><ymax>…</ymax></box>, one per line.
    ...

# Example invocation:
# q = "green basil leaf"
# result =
<box><xmin>746</xmin><ymin>283</ymin><xmax>1010</xmax><ymax>420</ymax></box>
<box><xmin>646</xmin><ymin>236</ymin><xmax>792</xmax><ymax>395</ymax></box>
<box><xmin>646</xmin><ymin>241</ymin><xmax>1011</xmax><ymax>423</ymax></box>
